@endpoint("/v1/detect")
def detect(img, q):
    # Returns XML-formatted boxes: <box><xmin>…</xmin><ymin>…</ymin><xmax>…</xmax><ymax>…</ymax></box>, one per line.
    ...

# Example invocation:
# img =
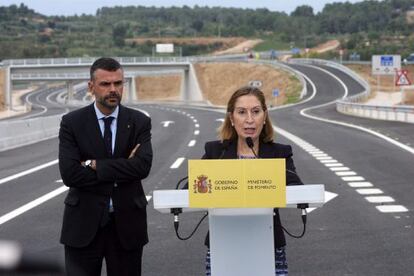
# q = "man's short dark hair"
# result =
<box><xmin>90</xmin><ymin>57</ymin><xmax>122</xmax><ymax>80</ymax></box>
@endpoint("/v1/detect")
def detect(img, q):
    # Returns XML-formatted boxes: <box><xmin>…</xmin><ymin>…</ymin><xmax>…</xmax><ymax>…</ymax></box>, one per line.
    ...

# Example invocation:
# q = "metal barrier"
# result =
<box><xmin>0</xmin><ymin>114</ymin><xmax>62</xmax><ymax>151</ymax></box>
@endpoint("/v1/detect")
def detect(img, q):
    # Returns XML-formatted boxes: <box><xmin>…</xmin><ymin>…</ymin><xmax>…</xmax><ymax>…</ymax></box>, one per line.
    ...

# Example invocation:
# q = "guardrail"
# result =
<box><xmin>290</xmin><ymin>58</ymin><xmax>414</xmax><ymax>124</ymax></box>
<box><xmin>0</xmin><ymin>114</ymin><xmax>62</xmax><ymax>151</ymax></box>
<box><xmin>3</xmin><ymin>54</ymin><xmax>251</xmax><ymax>67</ymax></box>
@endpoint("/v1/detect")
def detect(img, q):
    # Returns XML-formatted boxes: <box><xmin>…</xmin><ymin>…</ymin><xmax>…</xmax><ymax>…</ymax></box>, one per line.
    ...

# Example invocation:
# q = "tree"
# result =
<box><xmin>291</xmin><ymin>5</ymin><xmax>314</xmax><ymax>17</ymax></box>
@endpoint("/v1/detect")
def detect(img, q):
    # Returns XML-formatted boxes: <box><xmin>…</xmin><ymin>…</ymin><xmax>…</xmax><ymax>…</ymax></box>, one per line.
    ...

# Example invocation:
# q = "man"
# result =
<box><xmin>58</xmin><ymin>57</ymin><xmax>152</xmax><ymax>276</ymax></box>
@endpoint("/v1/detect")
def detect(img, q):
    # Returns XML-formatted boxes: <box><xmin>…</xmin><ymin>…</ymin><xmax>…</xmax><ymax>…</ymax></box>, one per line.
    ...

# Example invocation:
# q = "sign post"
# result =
<box><xmin>272</xmin><ymin>89</ymin><xmax>279</xmax><ymax>106</ymax></box>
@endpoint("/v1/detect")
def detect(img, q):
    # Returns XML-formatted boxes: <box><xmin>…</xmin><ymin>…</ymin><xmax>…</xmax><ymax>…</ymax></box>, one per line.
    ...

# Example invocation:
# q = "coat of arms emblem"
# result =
<box><xmin>193</xmin><ymin>175</ymin><xmax>212</xmax><ymax>193</ymax></box>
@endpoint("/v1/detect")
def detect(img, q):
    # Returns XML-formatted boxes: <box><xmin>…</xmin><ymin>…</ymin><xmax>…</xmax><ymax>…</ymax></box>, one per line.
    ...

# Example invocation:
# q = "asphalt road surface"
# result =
<box><xmin>0</xmin><ymin>64</ymin><xmax>413</xmax><ymax>275</ymax></box>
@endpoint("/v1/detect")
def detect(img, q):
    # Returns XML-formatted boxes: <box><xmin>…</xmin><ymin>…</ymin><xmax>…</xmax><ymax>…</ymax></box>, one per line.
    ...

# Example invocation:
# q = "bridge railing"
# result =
<box><xmin>3</xmin><ymin>54</ymin><xmax>252</xmax><ymax>67</ymax></box>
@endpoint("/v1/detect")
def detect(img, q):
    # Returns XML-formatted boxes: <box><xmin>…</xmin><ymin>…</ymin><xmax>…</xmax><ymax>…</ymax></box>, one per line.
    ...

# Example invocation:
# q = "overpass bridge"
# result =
<box><xmin>2</xmin><ymin>56</ymin><xmax>207</xmax><ymax>109</ymax></box>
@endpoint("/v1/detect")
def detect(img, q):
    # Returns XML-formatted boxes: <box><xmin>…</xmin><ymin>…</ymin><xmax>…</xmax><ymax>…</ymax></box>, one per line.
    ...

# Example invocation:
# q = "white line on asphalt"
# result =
<box><xmin>347</xmin><ymin>182</ymin><xmax>373</xmax><ymax>188</ymax></box>
<box><xmin>195</xmin><ymin>124</ymin><xmax>200</xmax><ymax>128</ymax></box>
<box><xmin>194</xmin><ymin>130</ymin><xmax>200</xmax><ymax>135</ymax></box>
<box><xmin>356</xmin><ymin>188</ymin><xmax>383</xmax><ymax>195</ymax></box>
<box><xmin>365</xmin><ymin>196</ymin><xmax>395</xmax><ymax>203</ymax></box>
<box><xmin>170</xmin><ymin>157</ymin><xmax>185</xmax><ymax>169</ymax></box>
<box><xmin>320</xmin><ymin>159</ymin><xmax>338</xmax><ymax>163</ymax></box>
<box><xmin>307</xmin><ymin>191</ymin><xmax>338</xmax><ymax>213</ymax></box>
<box><xmin>376</xmin><ymin>205</ymin><xmax>408</xmax><ymax>213</ymax></box>
<box><xmin>324</xmin><ymin>163</ymin><xmax>344</xmax><ymax>167</ymax></box>
<box><xmin>329</xmin><ymin>167</ymin><xmax>350</xmax><ymax>171</ymax></box>
<box><xmin>342</xmin><ymin>176</ymin><xmax>365</xmax><ymax>181</ymax></box>
<box><xmin>312</xmin><ymin>153</ymin><xmax>328</xmax><ymax>157</ymax></box>
<box><xmin>316</xmin><ymin>156</ymin><xmax>332</xmax><ymax>160</ymax></box>
<box><xmin>0</xmin><ymin>159</ymin><xmax>59</xmax><ymax>185</ymax></box>
<box><xmin>188</xmin><ymin>140</ymin><xmax>196</xmax><ymax>147</ymax></box>
<box><xmin>0</xmin><ymin>186</ymin><xmax>68</xmax><ymax>225</ymax></box>
<box><xmin>335</xmin><ymin>171</ymin><xmax>357</xmax><ymax>176</ymax></box>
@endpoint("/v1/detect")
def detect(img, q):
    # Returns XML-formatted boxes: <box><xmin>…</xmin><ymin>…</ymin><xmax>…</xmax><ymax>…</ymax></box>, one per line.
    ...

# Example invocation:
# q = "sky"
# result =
<box><xmin>2</xmin><ymin>0</ymin><xmax>365</xmax><ymax>16</ymax></box>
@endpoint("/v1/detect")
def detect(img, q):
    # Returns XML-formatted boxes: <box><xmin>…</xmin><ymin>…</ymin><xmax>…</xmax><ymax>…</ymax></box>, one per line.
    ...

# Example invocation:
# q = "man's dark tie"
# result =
<box><xmin>101</xmin><ymin>116</ymin><xmax>114</xmax><ymax>227</ymax></box>
<box><xmin>103</xmin><ymin>116</ymin><xmax>114</xmax><ymax>157</ymax></box>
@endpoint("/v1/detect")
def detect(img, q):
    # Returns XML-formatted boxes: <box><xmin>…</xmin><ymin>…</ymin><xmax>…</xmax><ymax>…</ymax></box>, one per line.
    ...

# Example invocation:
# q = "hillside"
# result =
<box><xmin>2</xmin><ymin>2</ymin><xmax>414</xmax><ymax>60</ymax></box>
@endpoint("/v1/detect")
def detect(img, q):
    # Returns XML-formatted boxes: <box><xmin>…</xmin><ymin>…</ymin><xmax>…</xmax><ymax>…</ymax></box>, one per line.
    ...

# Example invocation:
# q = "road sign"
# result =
<box><xmin>272</xmin><ymin>89</ymin><xmax>279</xmax><ymax>97</ymax></box>
<box><xmin>372</xmin><ymin>55</ymin><xmax>401</xmax><ymax>75</ymax></box>
<box><xmin>395</xmin><ymin>70</ymin><xmax>412</xmax><ymax>86</ymax></box>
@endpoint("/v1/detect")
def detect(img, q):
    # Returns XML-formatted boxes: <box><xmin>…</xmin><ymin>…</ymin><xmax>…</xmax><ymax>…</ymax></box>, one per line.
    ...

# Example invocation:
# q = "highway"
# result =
<box><xmin>0</xmin><ymin>63</ymin><xmax>413</xmax><ymax>275</ymax></box>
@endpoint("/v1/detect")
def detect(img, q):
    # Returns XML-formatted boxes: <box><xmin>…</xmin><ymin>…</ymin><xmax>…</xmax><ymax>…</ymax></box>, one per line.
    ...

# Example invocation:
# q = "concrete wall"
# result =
<box><xmin>0</xmin><ymin>69</ymin><xmax>5</xmax><ymax>111</ymax></box>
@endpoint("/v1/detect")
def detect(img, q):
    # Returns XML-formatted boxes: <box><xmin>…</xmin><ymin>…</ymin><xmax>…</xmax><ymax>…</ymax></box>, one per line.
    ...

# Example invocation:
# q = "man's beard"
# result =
<box><xmin>98</xmin><ymin>92</ymin><xmax>121</xmax><ymax>109</ymax></box>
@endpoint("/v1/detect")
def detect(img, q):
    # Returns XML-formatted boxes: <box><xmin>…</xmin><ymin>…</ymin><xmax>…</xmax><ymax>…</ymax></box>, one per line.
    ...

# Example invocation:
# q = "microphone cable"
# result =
<box><xmin>277</xmin><ymin>204</ymin><xmax>308</xmax><ymax>239</ymax></box>
<box><xmin>172</xmin><ymin>177</ymin><xmax>208</xmax><ymax>241</ymax></box>
<box><xmin>173</xmin><ymin>210</ymin><xmax>208</xmax><ymax>241</ymax></box>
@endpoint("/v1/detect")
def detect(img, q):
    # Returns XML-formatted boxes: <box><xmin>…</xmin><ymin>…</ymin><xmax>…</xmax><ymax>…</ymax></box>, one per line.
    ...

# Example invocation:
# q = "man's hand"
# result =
<box><xmin>128</xmin><ymin>144</ymin><xmax>140</xmax><ymax>159</ymax></box>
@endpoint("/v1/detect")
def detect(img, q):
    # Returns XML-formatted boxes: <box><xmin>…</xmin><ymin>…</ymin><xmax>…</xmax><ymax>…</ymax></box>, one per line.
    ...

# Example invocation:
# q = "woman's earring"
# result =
<box><xmin>263</xmin><ymin>121</ymin><xmax>266</xmax><ymax>125</ymax></box>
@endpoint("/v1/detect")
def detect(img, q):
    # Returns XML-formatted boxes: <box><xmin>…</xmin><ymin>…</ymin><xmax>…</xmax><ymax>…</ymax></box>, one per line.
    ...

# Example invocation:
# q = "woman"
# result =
<box><xmin>203</xmin><ymin>86</ymin><xmax>303</xmax><ymax>276</ymax></box>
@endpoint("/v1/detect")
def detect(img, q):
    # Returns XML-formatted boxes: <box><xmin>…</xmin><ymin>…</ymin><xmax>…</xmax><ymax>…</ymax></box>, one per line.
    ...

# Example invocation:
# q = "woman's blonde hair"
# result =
<box><xmin>219</xmin><ymin>86</ymin><xmax>274</xmax><ymax>142</ymax></box>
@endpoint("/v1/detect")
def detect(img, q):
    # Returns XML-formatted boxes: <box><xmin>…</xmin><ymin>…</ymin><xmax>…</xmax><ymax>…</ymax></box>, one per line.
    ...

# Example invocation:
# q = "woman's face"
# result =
<box><xmin>230</xmin><ymin>94</ymin><xmax>266</xmax><ymax>142</ymax></box>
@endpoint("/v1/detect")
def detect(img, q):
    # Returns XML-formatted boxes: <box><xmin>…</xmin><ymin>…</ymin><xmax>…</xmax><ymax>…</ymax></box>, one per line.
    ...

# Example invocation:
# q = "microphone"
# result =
<box><xmin>245</xmin><ymin>137</ymin><xmax>258</xmax><ymax>158</ymax></box>
<box><xmin>218</xmin><ymin>139</ymin><xmax>230</xmax><ymax>159</ymax></box>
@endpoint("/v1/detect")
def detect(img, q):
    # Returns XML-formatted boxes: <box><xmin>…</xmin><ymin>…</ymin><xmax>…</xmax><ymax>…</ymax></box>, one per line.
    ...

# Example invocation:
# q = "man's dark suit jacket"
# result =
<box><xmin>58</xmin><ymin>103</ymin><xmax>152</xmax><ymax>250</ymax></box>
<box><xmin>202</xmin><ymin>139</ymin><xmax>303</xmax><ymax>249</ymax></box>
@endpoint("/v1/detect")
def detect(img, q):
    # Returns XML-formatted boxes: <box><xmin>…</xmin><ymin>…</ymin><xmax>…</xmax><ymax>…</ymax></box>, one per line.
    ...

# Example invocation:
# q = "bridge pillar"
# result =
<box><xmin>66</xmin><ymin>80</ymin><xmax>74</xmax><ymax>103</ymax></box>
<box><xmin>180</xmin><ymin>64</ymin><xmax>203</xmax><ymax>102</ymax></box>
<box><xmin>5</xmin><ymin>66</ymin><xmax>12</xmax><ymax>110</ymax></box>
<box><xmin>130</xmin><ymin>77</ymin><xmax>137</xmax><ymax>102</ymax></box>
<box><xmin>181</xmin><ymin>69</ymin><xmax>189</xmax><ymax>101</ymax></box>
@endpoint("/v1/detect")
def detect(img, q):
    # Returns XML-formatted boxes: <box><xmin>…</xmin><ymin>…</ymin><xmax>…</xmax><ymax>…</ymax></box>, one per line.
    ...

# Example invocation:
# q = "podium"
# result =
<box><xmin>153</xmin><ymin>184</ymin><xmax>325</xmax><ymax>276</ymax></box>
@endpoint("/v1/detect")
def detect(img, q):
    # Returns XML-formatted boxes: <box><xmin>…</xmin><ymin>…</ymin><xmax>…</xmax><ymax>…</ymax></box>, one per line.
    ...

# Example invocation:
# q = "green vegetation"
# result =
<box><xmin>284</xmin><ymin>75</ymin><xmax>303</xmax><ymax>104</ymax></box>
<box><xmin>1</xmin><ymin>1</ymin><xmax>414</xmax><ymax>60</ymax></box>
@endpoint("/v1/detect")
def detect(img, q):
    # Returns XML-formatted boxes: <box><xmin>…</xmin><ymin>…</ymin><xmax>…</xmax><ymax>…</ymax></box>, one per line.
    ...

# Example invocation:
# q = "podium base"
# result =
<box><xmin>209</xmin><ymin>208</ymin><xmax>275</xmax><ymax>276</ymax></box>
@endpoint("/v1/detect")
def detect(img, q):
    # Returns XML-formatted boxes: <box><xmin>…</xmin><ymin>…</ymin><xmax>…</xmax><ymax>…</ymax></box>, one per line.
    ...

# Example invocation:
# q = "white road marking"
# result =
<box><xmin>335</xmin><ymin>171</ymin><xmax>357</xmax><ymax>176</ymax></box>
<box><xmin>194</xmin><ymin>130</ymin><xmax>200</xmax><ymax>135</ymax></box>
<box><xmin>170</xmin><ymin>157</ymin><xmax>185</xmax><ymax>169</ymax></box>
<box><xmin>161</xmin><ymin>121</ymin><xmax>174</xmax><ymax>127</ymax></box>
<box><xmin>195</xmin><ymin>124</ymin><xmax>199</xmax><ymax>128</ymax></box>
<box><xmin>0</xmin><ymin>159</ymin><xmax>59</xmax><ymax>185</ymax></box>
<box><xmin>365</xmin><ymin>196</ymin><xmax>394</xmax><ymax>203</ymax></box>
<box><xmin>320</xmin><ymin>159</ymin><xmax>338</xmax><ymax>163</ymax></box>
<box><xmin>316</xmin><ymin>156</ymin><xmax>332</xmax><ymax>160</ymax></box>
<box><xmin>356</xmin><ymin>188</ymin><xmax>383</xmax><ymax>195</ymax></box>
<box><xmin>342</xmin><ymin>176</ymin><xmax>365</xmax><ymax>181</ymax></box>
<box><xmin>216</xmin><ymin>118</ymin><xmax>225</xmax><ymax>122</ymax></box>
<box><xmin>324</xmin><ymin>163</ymin><xmax>344</xmax><ymax>167</ymax></box>
<box><xmin>329</xmin><ymin>167</ymin><xmax>350</xmax><ymax>171</ymax></box>
<box><xmin>348</xmin><ymin>182</ymin><xmax>373</xmax><ymax>188</ymax></box>
<box><xmin>188</xmin><ymin>140</ymin><xmax>196</xmax><ymax>147</ymax></box>
<box><xmin>0</xmin><ymin>186</ymin><xmax>68</xmax><ymax>225</ymax></box>
<box><xmin>307</xmin><ymin>191</ymin><xmax>337</xmax><ymax>213</ymax></box>
<box><xmin>376</xmin><ymin>205</ymin><xmax>408</xmax><ymax>213</ymax></box>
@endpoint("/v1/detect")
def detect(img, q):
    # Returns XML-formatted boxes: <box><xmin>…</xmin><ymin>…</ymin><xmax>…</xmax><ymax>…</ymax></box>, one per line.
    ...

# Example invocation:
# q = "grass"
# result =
<box><xmin>253</xmin><ymin>37</ymin><xmax>291</xmax><ymax>51</ymax></box>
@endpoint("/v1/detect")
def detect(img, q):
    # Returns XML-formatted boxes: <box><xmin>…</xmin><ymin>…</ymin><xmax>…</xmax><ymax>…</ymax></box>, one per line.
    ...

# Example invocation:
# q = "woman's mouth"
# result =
<box><xmin>244</xmin><ymin>128</ymin><xmax>256</xmax><ymax>135</ymax></box>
